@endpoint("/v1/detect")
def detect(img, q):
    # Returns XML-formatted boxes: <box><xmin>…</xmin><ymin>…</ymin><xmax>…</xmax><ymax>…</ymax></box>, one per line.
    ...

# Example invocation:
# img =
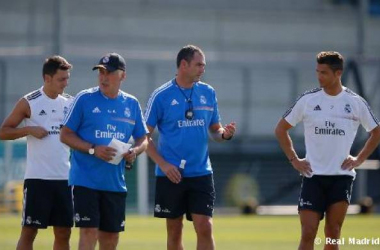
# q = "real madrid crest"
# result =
<box><xmin>102</xmin><ymin>56</ymin><xmax>110</xmax><ymax>63</ymax></box>
<box><xmin>124</xmin><ymin>107</ymin><xmax>131</xmax><ymax>117</ymax></box>
<box><xmin>344</xmin><ymin>104</ymin><xmax>352</xmax><ymax>114</ymax></box>
<box><xmin>200</xmin><ymin>95</ymin><xmax>207</xmax><ymax>104</ymax></box>
<box><xmin>155</xmin><ymin>204</ymin><xmax>161</xmax><ymax>213</ymax></box>
<box><xmin>75</xmin><ymin>213</ymin><xmax>80</xmax><ymax>222</ymax></box>
<box><xmin>63</xmin><ymin>106</ymin><xmax>68</xmax><ymax>115</ymax></box>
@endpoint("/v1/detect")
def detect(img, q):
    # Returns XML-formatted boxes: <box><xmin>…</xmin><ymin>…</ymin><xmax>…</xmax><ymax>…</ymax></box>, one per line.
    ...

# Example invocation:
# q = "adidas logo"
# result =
<box><xmin>171</xmin><ymin>99</ymin><xmax>179</xmax><ymax>106</ymax></box>
<box><xmin>92</xmin><ymin>107</ymin><xmax>101</xmax><ymax>113</ymax></box>
<box><xmin>39</xmin><ymin>110</ymin><xmax>47</xmax><ymax>116</ymax></box>
<box><xmin>313</xmin><ymin>105</ymin><xmax>321</xmax><ymax>111</ymax></box>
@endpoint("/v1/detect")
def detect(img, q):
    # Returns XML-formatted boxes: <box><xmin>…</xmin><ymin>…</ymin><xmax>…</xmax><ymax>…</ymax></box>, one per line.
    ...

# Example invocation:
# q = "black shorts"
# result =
<box><xmin>22</xmin><ymin>179</ymin><xmax>73</xmax><ymax>228</ymax></box>
<box><xmin>298</xmin><ymin>175</ymin><xmax>354</xmax><ymax>219</ymax></box>
<box><xmin>72</xmin><ymin>186</ymin><xmax>127</xmax><ymax>232</ymax></box>
<box><xmin>154</xmin><ymin>174</ymin><xmax>215</xmax><ymax>221</ymax></box>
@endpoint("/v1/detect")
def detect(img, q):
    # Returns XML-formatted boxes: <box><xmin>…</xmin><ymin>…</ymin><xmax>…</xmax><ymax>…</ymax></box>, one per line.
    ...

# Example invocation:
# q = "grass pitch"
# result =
<box><xmin>0</xmin><ymin>214</ymin><xmax>379</xmax><ymax>249</ymax></box>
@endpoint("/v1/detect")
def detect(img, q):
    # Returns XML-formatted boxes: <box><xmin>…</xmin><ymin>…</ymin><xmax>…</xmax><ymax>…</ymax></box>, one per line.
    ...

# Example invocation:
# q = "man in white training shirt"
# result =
<box><xmin>275</xmin><ymin>51</ymin><xmax>380</xmax><ymax>250</ymax></box>
<box><xmin>0</xmin><ymin>56</ymin><xmax>73</xmax><ymax>250</ymax></box>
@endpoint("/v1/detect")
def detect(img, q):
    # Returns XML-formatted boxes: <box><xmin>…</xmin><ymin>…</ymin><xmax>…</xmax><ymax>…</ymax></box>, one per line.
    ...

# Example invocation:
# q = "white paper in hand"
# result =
<box><xmin>107</xmin><ymin>138</ymin><xmax>132</xmax><ymax>165</ymax></box>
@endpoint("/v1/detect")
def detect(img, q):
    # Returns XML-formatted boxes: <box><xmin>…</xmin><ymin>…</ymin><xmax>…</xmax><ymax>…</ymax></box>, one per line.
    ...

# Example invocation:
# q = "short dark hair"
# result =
<box><xmin>316</xmin><ymin>51</ymin><xmax>344</xmax><ymax>72</ymax></box>
<box><xmin>42</xmin><ymin>55</ymin><xmax>72</xmax><ymax>78</ymax></box>
<box><xmin>176</xmin><ymin>45</ymin><xmax>204</xmax><ymax>68</ymax></box>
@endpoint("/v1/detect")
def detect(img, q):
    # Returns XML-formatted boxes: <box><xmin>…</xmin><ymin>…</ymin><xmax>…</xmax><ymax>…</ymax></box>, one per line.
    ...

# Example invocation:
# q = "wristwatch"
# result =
<box><xmin>88</xmin><ymin>144</ymin><xmax>96</xmax><ymax>155</ymax></box>
<box><xmin>222</xmin><ymin>132</ymin><xmax>232</xmax><ymax>140</ymax></box>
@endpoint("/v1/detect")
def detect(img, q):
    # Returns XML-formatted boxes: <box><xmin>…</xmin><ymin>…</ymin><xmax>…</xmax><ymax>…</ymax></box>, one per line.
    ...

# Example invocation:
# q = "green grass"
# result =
<box><xmin>0</xmin><ymin>214</ymin><xmax>379</xmax><ymax>249</ymax></box>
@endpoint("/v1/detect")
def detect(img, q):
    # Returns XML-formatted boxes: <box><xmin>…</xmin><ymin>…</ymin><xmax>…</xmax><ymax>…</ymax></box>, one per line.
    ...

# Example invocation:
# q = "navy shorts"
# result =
<box><xmin>298</xmin><ymin>175</ymin><xmax>354</xmax><ymax>219</ymax></box>
<box><xmin>72</xmin><ymin>186</ymin><xmax>127</xmax><ymax>232</ymax></box>
<box><xmin>22</xmin><ymin>179</ymin><xmax>73</xmax><ymax>228</ymax></box>
<box><xmin>154</xmin><ymin>174</ymin><xmax>215</xmax><ymax>221</ymax></box>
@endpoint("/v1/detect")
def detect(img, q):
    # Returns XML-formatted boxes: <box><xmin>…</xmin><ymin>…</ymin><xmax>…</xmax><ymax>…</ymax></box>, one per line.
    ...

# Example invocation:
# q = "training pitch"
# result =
<box><xmin>0</xmin><ymin>214</ymin><xmax>379</xmax><ymax>249</ymax></box>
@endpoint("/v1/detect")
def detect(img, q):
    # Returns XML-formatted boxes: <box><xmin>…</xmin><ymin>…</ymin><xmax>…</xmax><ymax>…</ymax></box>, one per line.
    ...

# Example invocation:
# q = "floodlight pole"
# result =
<box><xmin>357</xmin><ymin>0</ymin><xmax>368</xmax><ymax>56</ymax></box>
<box><xmin>242</xmin><ymin>68</ymin><xmax>251</xmax><ymax>133</ymax></box>
<box><xmin>137</xmin><ymin>153</ymin><xmax>149</xmax><ymax>215</ymax></box>
<box><xmin>53</xmin><ymin>0</ymin><xmax>63</xmax><ymax>55</ymax></box>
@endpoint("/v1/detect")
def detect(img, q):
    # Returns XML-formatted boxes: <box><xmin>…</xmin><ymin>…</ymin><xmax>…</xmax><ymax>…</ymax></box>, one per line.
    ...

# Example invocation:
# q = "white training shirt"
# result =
<box><xmin>23</xmin><ymin>87</ymin><xmax>72</xmax><ymax>180</ymax></box>
<box><xmin>284</xmin><ymin>87</ymin><xmax>379</xmax><ymax>178</ymax></box>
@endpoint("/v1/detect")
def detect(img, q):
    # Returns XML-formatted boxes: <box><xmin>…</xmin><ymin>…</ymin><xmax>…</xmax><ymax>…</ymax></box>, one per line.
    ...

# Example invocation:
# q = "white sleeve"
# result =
<box><xmin>283</xmin><ymin>96</ymin><xmax>307</xmax><ymax>127</ymax></box>
<box><xmin>358</xmin><ymin>98</ymin><xmax>380</xmax><ymax>132</ymax></box>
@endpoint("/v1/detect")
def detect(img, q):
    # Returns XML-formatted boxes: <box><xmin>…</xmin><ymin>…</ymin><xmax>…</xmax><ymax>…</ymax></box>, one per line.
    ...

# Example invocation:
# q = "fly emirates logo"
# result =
<box><xmin>178</xmin><ymin>119</ymin><xmax>205</xmax><ymax>128</ymax></box>
<box><xmin>315</xmin><ymin>121</ymin><xmax>345</xmax><ymax>136</ymax></box>
<box><xmin>48</xmin><ymin>125</ymin><xmax>61</xmax><ymax>135</ymax></box>
<box><xmin>95</xmin><ymin>124</ymin><xmax>126</xmax><ymax>139</ymax></box>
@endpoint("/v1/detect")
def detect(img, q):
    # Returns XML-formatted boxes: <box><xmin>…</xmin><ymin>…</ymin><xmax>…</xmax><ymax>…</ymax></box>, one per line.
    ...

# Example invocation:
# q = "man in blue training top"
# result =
<box><xmin>60</xmin><ymin>52</ymin><xmax>148</xmax><ymax>250</ymax></box>
<box><xmin>145</xmin><ymin>45</ymin><xmax>236</xmax><ymax>250</ymax></box>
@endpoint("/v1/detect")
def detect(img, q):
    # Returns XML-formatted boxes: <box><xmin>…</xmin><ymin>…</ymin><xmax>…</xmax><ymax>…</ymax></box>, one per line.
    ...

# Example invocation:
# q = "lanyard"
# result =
<box><xmin>175</xmin><ymin>79</ymin><xmax>194</xmax><ymax>103</ymax></box>
<box><xmin>174</xmin><ymin>79</ymin><xmax>194</xmax><ymax>120</ymax></box>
